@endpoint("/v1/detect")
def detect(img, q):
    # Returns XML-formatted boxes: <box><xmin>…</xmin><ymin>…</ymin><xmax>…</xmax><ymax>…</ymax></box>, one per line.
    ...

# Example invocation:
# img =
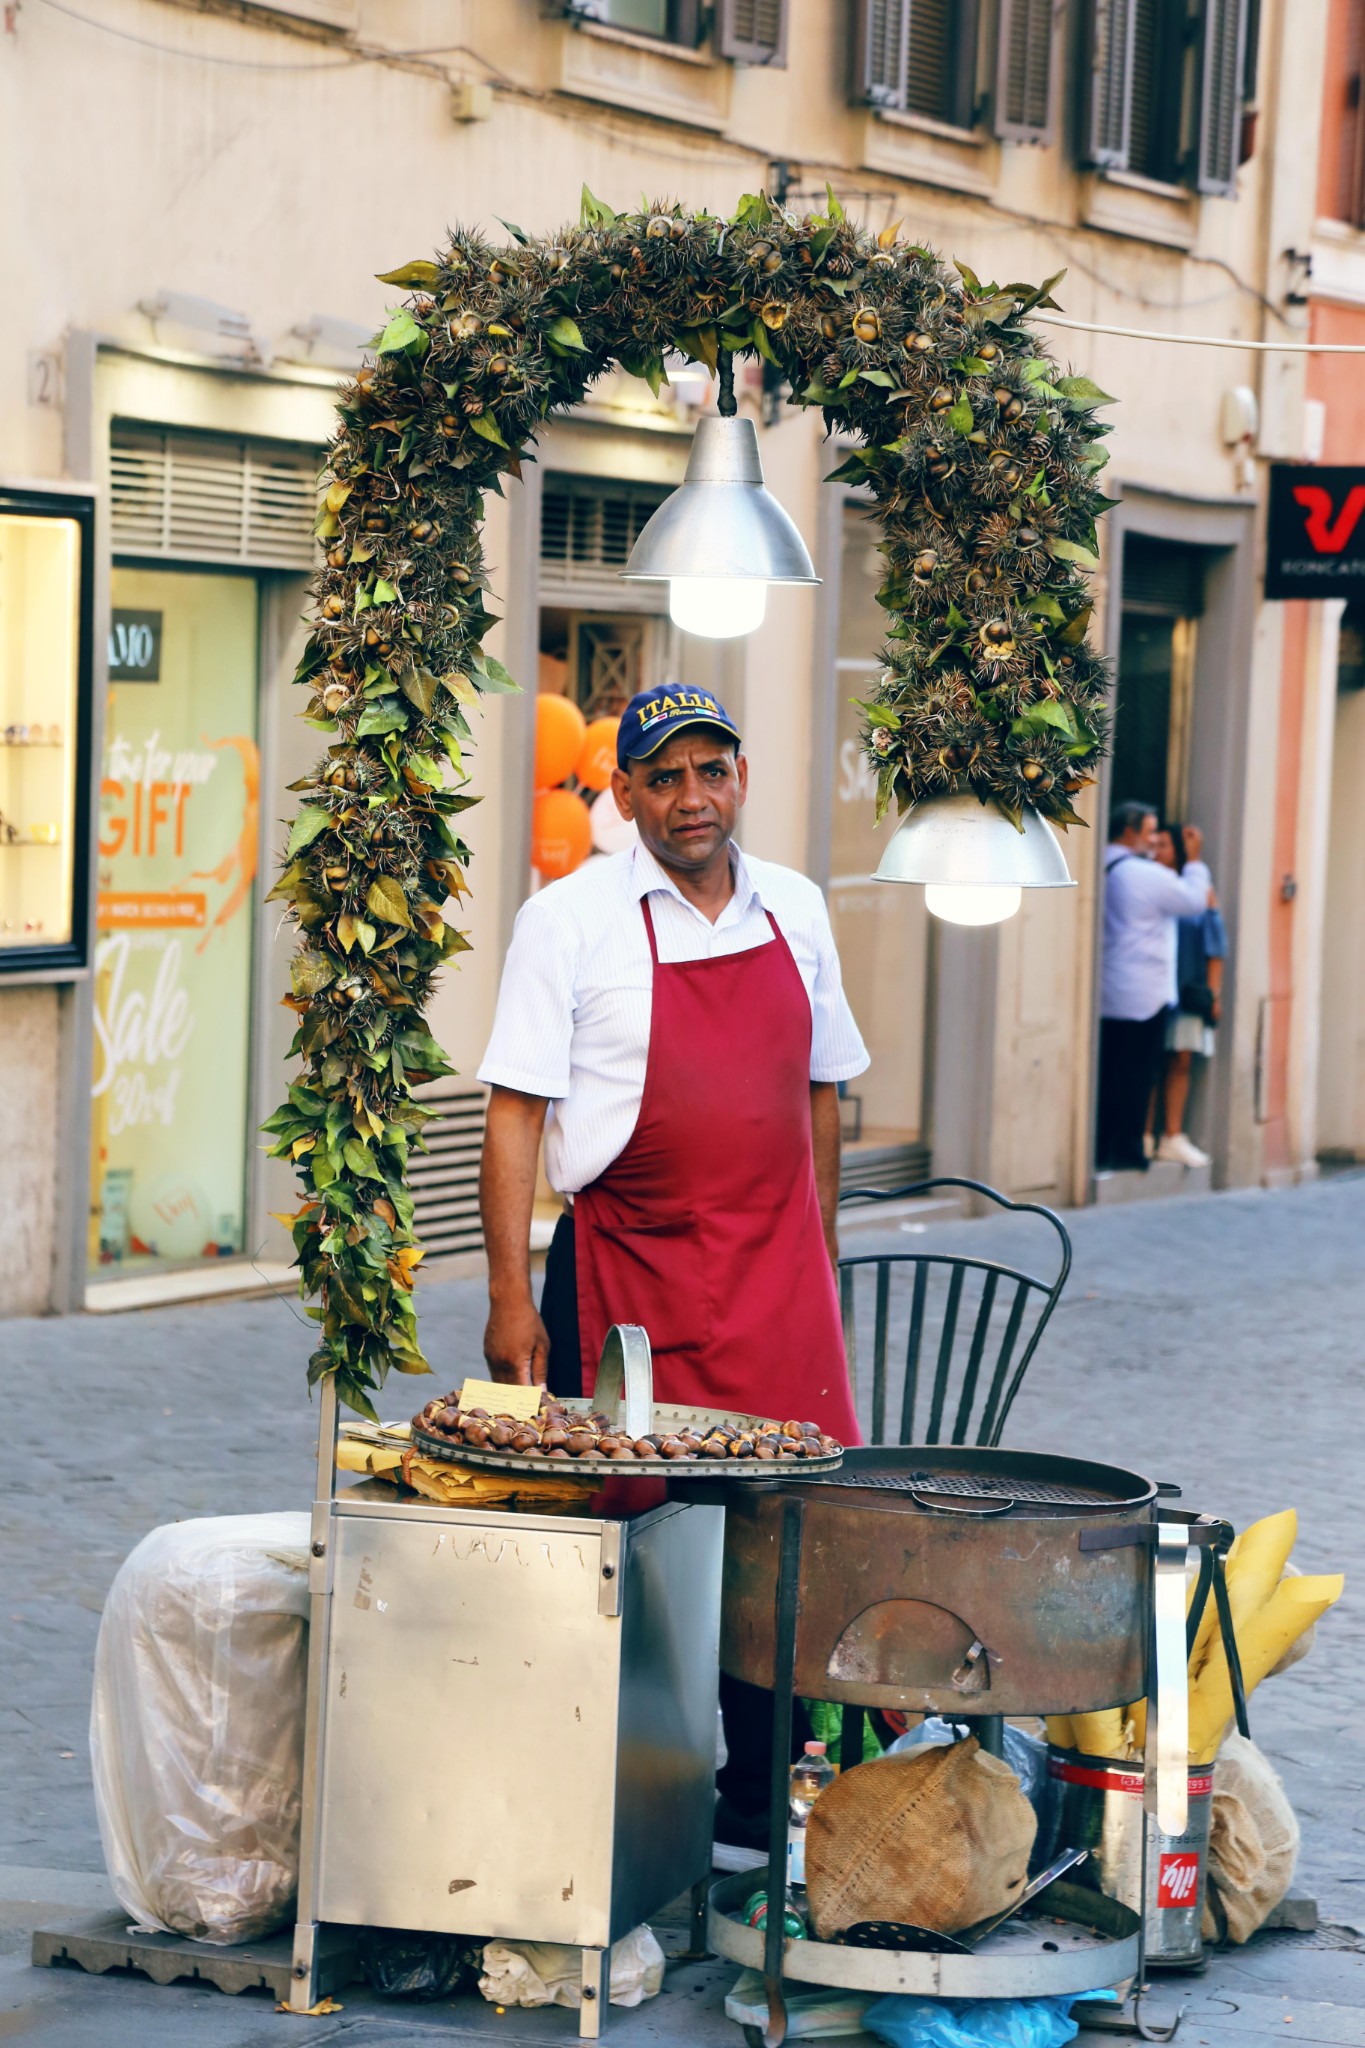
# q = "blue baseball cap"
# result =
<box><xmin>615</xmin><ymin>687</ymin><xmax>742</xmax><ymax>769</ymax></box>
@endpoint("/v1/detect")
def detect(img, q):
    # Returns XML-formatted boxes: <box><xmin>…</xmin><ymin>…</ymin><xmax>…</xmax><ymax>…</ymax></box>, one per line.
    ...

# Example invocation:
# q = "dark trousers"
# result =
<box><xmin>539</xmin><ymin>1210</ymin><xmax>792</xmax><ymax>1817</ymax></box>
<box><xmin>540</xmin><ymin>1212</ymin><xmax>583</xmax><ymax>1398</ymax></box>
<box><xmin>1097</xmin><ymin>1010</ymin><xmax>1169</xmax><ymax>1171</ymax></box>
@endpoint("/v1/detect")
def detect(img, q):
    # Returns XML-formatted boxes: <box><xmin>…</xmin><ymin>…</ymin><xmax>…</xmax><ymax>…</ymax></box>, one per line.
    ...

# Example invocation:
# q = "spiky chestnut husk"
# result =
<box><xmin>271</xmin><ymin>189</ymin><xmax>1113</xmax><ymax>1414</ymax></box>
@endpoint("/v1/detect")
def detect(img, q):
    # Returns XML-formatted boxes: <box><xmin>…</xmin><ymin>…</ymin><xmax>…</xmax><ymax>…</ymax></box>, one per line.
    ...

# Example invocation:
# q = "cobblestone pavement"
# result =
<box><xmin>1</xmin><ymin>1175</ymin><xmax>1360</xmax><ymax>2043</ymax></box>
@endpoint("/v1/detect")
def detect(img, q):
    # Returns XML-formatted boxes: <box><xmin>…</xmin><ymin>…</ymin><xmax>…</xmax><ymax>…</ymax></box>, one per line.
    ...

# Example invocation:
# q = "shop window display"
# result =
<box><xmin>0</xmin><ymin>500</ymin><xmax>89</xmax><ymax>966</ymax></box>
<box><xmin>90</xmin><ymin>568</ymin><xmax>259</xmax><ymax>1276</ymax></box>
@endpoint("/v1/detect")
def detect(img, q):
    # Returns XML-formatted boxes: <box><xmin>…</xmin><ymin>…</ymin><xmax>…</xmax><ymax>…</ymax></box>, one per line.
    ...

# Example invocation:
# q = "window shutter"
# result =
<box><xmin>852</xmin><ymin>0</ymin><xmax>910</xmax><ymax>109</ymax></box>
<box><xmin>994</xmin><ymin>0</ymin><xmax>1058</xmax><ymax>143</ymax></box>
<box><xmin>110</xmin><ymin>426</ymin><xmax>319</xmax><ymax>571</ymax></box>
<box><xmin>902</xmin><ymin>0</ymin><xmax>980</xmax><ymax>129</ymax></box>
<box><xmin>1195</xmin><ymin>0</ymin><xmax>1250</xmax><ymax>195</ymax></box>
<box><xmin>717</xmin><ymin>0</ymin><xmax>789</xmax><ymax>65</ymax></box>
<box><xmin>1079</xmin><ymin>0</ymin><xmax>1136</xmax><ymax>170</ymax></box>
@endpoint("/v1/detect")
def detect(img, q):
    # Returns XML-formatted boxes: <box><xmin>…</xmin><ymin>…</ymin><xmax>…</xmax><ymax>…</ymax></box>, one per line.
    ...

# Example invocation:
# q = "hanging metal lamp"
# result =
<box><xmin>620</xmin><ymin>353</ymin><xmax>818</xmax><ymax>637</ymax></box>
<box><xmin>874</xmin><ymin>790</ymin><xmax>1076</xmax><ymax>926</ymax></box>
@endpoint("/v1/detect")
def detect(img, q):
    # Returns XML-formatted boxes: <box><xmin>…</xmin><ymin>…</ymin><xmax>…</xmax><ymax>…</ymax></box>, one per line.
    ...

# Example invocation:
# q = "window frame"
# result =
<box><xmin>1079</xmin><ymin>0</ymin><xmax>1250</xmax><ymax>197</ymax></box>
<box><xmin>852</xmin><ymin>0</ymin><xmax>983</xmax><ymax>134</ymax></box>
<box><xmin>0</xmin><ymin>484</ymin><xmax>97</xmax><ymax>980</ymax></box>
<box><xmin>556</xmin><ymin>0</ymin><xmax>704</xmax><ymax>49</ymax></box>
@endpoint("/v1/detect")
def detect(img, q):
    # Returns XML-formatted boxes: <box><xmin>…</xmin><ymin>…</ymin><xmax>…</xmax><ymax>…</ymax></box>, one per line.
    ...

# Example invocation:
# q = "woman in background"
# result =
<box><xmin>1149</xmin><ymin>822</ymin><xmax>1227</xmax><ymax>1169</ymax></box>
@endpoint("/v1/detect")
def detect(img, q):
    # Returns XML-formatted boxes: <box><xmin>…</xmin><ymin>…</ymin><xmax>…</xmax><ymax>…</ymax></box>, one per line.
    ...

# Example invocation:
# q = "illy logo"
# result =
<box><xmin>1292</xmin><ymin>484</ymin><xmax>1365</xmax><ymax>554</ymax></box>
<box><xmin>1158</xmin><ymin>1853</ymin><xmax>1201</xmax><ymax>1907</ymax></box>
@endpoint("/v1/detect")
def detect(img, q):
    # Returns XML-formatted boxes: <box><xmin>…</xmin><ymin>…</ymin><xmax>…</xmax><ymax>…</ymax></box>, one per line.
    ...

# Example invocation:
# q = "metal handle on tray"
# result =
<box><xmin>1148</xmin><ymin>1521</ymin><xmax>1191</xmax><ymax>1836</ymax></box>
<box><xmin>908</xmin><ymin>1488</ymin><xmax>1016</xmax><ymax>1517</ymax></box>
<box><xmin>594</xmin><ymin>1324</ymin><xmax>654</xmax><ymax>1443</ymax></box>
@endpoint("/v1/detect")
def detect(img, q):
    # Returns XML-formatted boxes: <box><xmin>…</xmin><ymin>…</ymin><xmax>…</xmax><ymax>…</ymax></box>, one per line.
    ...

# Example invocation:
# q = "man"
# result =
<box><xmin>477</xmin><ymin>685</ymin><xmax>867</xmax><ymax>1858</ymax></box>
<box><xmin>478</xmin><ymin>686</ymin><xmax>866</xmax><ymax>1429</ymax></box>
<box><xmin>1097</xmin><ymin>800</ymin><xmax>1213</xmax><ymax>1173</ymax></box>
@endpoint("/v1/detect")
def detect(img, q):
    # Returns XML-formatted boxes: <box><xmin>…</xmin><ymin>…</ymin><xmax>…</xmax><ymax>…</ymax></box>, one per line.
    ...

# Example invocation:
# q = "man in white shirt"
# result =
<box><xmin>478</xmin><ymin>686</ymin><xmax>870</xmax><ymax>1859</ymax></box>
<box><xmin>477</xmin><ymin>686</ymin><xmax>867</xmax><ymax>1428</ymax></box>
<box><xmin>1098</xmin><ymin>800</ymin><xmax>1213</xmax><ymax>1172</ymax></box>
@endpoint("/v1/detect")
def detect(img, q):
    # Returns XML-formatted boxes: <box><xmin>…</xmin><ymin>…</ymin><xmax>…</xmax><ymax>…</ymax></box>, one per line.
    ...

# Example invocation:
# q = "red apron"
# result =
<box><xmin>574</xmin><ymin>895</ymin><xmax>860</xmax><ymax>1443</ymax></box>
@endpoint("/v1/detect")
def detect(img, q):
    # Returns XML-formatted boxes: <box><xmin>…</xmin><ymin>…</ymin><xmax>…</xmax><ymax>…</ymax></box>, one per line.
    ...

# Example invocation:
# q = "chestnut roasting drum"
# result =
<box><xmin>720</xmin><ymin>1446</ymin><xmax>1165</xmax><ymax>1716</ymax></box>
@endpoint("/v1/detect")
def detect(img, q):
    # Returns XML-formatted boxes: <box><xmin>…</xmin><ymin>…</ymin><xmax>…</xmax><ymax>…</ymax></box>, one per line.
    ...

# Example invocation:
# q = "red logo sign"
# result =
<box><xmin>1158</xmin><ymin>1853</ymin><xmax>1201</xmax><ymax>1908</ymax></box>
<box><xmin>1268</xmin><ymin>466</ymin><xmax>1365</xmax><ymax>597</ymax></box>
<box><xmin>1291</xmin><ymin>484</ymin><xmax>1365</xmax><ymax>554</ymax></box>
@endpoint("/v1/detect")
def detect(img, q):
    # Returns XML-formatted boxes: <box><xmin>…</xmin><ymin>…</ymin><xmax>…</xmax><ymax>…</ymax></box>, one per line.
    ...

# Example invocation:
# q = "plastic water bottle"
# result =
<box><xmin>787</xmin><ymin>1740</ymin><xmax>835</xmax><ymax>1899</ymax></box>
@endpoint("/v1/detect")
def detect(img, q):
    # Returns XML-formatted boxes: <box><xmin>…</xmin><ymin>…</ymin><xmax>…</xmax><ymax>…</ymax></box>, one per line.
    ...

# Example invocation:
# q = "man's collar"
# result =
<box><xmin>629</xmin><ymin>840</ymin><xmax>760</xmax><ymax>915</ymax></box>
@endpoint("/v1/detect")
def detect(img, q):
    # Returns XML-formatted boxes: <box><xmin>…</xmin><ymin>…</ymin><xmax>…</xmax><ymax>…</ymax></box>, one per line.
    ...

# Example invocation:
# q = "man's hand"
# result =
<box><xmin>1211</xmin><ymin>996</ymin><xmax>1222</xmax><ymax>1025</ymax></box>
<box><xmin>1182</xmin><ymin>823</ymin><xmax>1204</xmax><ymax>863</ymax></box>
<box><xmin>479</xmin><ymin>1085</ymin><xmax>553</xmax><ymax>1386</ymax></box>
<box><xmin>483</xmin><ymin>1295</ymin><xmax>550</xmax><ymax>1386</ymax></box>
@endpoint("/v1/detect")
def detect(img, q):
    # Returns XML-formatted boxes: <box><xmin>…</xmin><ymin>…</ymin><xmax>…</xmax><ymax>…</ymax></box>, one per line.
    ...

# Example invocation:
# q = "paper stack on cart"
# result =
<box><xmin>89</xmin><ymin>1512</ymin><xmax>311</xmax><ymax>1945</ymax></box>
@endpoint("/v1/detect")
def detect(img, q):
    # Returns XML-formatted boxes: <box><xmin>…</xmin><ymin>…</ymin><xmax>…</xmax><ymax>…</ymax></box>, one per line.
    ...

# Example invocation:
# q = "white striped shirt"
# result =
<box><xmin>477</xmin><ymin>842</ymin><xmax>869</xmax><ymax>1193</ymax></box>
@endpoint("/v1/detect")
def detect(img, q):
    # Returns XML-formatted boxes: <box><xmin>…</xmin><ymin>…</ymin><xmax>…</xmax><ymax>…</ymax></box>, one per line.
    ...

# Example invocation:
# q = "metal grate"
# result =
<box><xmin>409</xmin><ymin>1085</ymin><xmax>487</xmax><ymax>1259</ymax></box>
<box><xmin>540</xmin><ymin>476</ymin><xmax>670</xmax><ymax>592</ymax></box>
<box><xmin>825</xmin><ymin>1467</ymin><xmax>1123</xmax><ymax>1507</ymax></box>
<box><xmin>111</xmin><ymin>425</ymin><xmax>320</xmax><ymax>570</ymax></box>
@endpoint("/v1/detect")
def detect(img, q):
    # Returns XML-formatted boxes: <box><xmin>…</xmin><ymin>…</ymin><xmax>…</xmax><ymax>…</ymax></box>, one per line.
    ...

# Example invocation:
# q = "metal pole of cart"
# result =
<box><xmin>290</xmin><ymin>1375</ymin><xmax>339</xmax><ymax>2012</ymax></box>
<box><xmin>756</xmin><ymin>1496</ymin><xmax>805</xmax><ymax>2048</ymax></box>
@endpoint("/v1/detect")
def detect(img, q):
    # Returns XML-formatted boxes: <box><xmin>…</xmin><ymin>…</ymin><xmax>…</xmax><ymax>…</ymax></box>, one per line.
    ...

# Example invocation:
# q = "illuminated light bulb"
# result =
<box><xmin>924</xmin><ymin>882</ymin><xmax>1023</xmax><ymax>926</ymax></box>
<box><xmin>668</xmin><ymin>577</ymin><xmax>767</xmax><ymax>639</ymax></box>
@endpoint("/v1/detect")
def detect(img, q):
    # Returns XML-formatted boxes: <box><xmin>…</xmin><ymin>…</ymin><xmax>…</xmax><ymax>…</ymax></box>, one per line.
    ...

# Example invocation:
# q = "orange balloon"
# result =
<box><xmin>575</xmin><ymin>716</ymin><xmax>620</xmax><ymax>793</ymax></box>
<box><xmin>535</xmin><ymin>692</ymin><xmax>587</xmax><ymax>790</ymax></box>
<box><xmin>531</xmin><ymin>788</ymin><xmax>592</xmax><ymax>880</ymax></box>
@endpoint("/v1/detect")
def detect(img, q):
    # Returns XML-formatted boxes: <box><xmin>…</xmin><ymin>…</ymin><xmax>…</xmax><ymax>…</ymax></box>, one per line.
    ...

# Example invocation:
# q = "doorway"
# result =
<box><xmin>90</xmin><ymin>565</ymin><xmax>261</xmax><ymax>1277</ymax></box>
<box><xmin>1110</xmin><ymin>535</ymin><xmax>1204</xmax><ymax>819</ymax></box>
<box><xmin>827</xmin><ymin>501</ymin><xmax>931</xmax><ymax>1181</ymax></box>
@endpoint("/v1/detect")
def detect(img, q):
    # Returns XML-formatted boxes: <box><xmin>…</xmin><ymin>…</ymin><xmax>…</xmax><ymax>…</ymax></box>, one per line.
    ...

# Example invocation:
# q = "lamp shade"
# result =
<box><xmin>873</xmin><ymin>791</ymin><xmax>1076</xmax><ymax>890</ymax></box>
<box><xmin>620</xmin><ymin>416</ymin><xmax>819</xmax><ymax>589</ymax></box>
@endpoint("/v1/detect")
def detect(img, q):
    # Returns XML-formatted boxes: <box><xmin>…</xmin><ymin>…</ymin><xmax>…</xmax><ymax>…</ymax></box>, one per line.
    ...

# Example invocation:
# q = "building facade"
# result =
<box><xmin>0</xmin><ymin>0</ymin><xmax>1350</xmax><ymax>1317</ymax></box>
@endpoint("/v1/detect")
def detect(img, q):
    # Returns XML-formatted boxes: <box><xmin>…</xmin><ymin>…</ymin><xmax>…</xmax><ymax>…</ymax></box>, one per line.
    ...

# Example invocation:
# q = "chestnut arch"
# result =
<box><xmin>264</xmin><ymin>188</ymin><xmax>1114</xmax><ymax>1413</ymax></box>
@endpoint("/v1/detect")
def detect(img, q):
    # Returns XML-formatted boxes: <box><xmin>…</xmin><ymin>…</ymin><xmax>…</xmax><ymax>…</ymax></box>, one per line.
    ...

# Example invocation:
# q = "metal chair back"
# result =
<box><xmin>837</xmin><ymin>1176</ymin><xmax>1072</xmax><ymax>1447</ymax></box>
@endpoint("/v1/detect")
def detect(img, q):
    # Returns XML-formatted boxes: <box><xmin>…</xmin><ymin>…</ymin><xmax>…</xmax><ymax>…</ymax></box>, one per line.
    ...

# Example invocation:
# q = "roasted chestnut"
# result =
<box><xmin>660</xmin><ymin>1437</ymin><xmax>689</xmax><ymax>1459</ymax></box>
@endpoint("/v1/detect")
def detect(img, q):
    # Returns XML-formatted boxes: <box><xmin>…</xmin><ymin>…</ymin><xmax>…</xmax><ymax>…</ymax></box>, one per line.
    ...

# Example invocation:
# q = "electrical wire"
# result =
<box><xmin>1033</xmin><ymin>311</ymin><xmax>1365</xmax><ymax>353</ymax></box>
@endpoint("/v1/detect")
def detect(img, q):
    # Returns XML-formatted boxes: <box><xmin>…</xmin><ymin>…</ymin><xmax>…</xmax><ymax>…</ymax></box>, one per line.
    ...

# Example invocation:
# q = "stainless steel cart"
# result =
<box><xmin>289</xmin><ymin>1372</ymin><xmax>724</xmax><ymax>2037</ymax></box>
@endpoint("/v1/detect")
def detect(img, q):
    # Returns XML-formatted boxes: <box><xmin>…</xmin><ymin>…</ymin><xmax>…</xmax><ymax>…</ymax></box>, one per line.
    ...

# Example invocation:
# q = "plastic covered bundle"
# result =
<box><xmin>90</xmin><ymin>1513</ymin><xmax>311</xmax><ymax>1945</ymax></box>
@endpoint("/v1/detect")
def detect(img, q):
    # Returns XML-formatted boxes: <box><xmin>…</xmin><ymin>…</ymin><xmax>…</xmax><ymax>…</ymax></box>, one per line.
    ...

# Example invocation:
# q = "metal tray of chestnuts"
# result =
<box><xmin>409</xmin><ymin>1323</ymin><xmax>845</xmax><ymax>1482</ymax></box>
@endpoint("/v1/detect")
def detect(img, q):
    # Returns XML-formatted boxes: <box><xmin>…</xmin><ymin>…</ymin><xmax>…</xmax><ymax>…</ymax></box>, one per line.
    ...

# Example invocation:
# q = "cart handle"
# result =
<box><xmin>594</xmin><ymin>1324</ymin><xmax>654</xmax><ymax>1442</ymax></box>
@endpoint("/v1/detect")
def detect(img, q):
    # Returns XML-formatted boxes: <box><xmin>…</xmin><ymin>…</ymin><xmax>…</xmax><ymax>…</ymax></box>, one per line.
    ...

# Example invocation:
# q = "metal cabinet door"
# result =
<box><xmin>316</xmin><ymin>1513</ymin><xmax>620</xmax><ymax>1946</ymax></box>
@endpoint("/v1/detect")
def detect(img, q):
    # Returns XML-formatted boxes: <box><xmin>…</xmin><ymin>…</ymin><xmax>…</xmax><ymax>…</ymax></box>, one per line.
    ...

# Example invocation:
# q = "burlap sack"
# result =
<box><xmin>805</xmin><ymin>1736</ymin><xmax>1037</xmax><ymax>1940</ymax></box>
<box><xmin>1200</xmin><ymin>1734</ymin><xmax>1299</xmax><ymax>1945</ymax></box>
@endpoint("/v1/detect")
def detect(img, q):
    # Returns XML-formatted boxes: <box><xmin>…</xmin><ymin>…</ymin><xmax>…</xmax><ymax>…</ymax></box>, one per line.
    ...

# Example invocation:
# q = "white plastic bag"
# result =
<box><xmin>726</xmin><ymin>1967</ymin><xmax>873</xmax><ymax>2038</ymax></box>
<box><xmin>478</xmin><ymin>1925</ymin><xmax>665</xmax><ymax>2008</ymax></box>
<box><xmin>90</xmin><ymin>1513</ymin><xmax>311</xmax><ymax>1945</ymax></box>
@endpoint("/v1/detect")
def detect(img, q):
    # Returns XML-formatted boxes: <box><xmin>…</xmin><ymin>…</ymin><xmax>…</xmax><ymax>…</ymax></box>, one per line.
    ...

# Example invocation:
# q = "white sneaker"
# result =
<box><xmin>1156</xmin><ymin>1132</ymin><xmax>1210</xmax><ymax>1168</ymax></box>
<box><xmin>1143</xmin><ymin>1132</ymin><xmax>1156</xmax><ymax>1160</ymax></box>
